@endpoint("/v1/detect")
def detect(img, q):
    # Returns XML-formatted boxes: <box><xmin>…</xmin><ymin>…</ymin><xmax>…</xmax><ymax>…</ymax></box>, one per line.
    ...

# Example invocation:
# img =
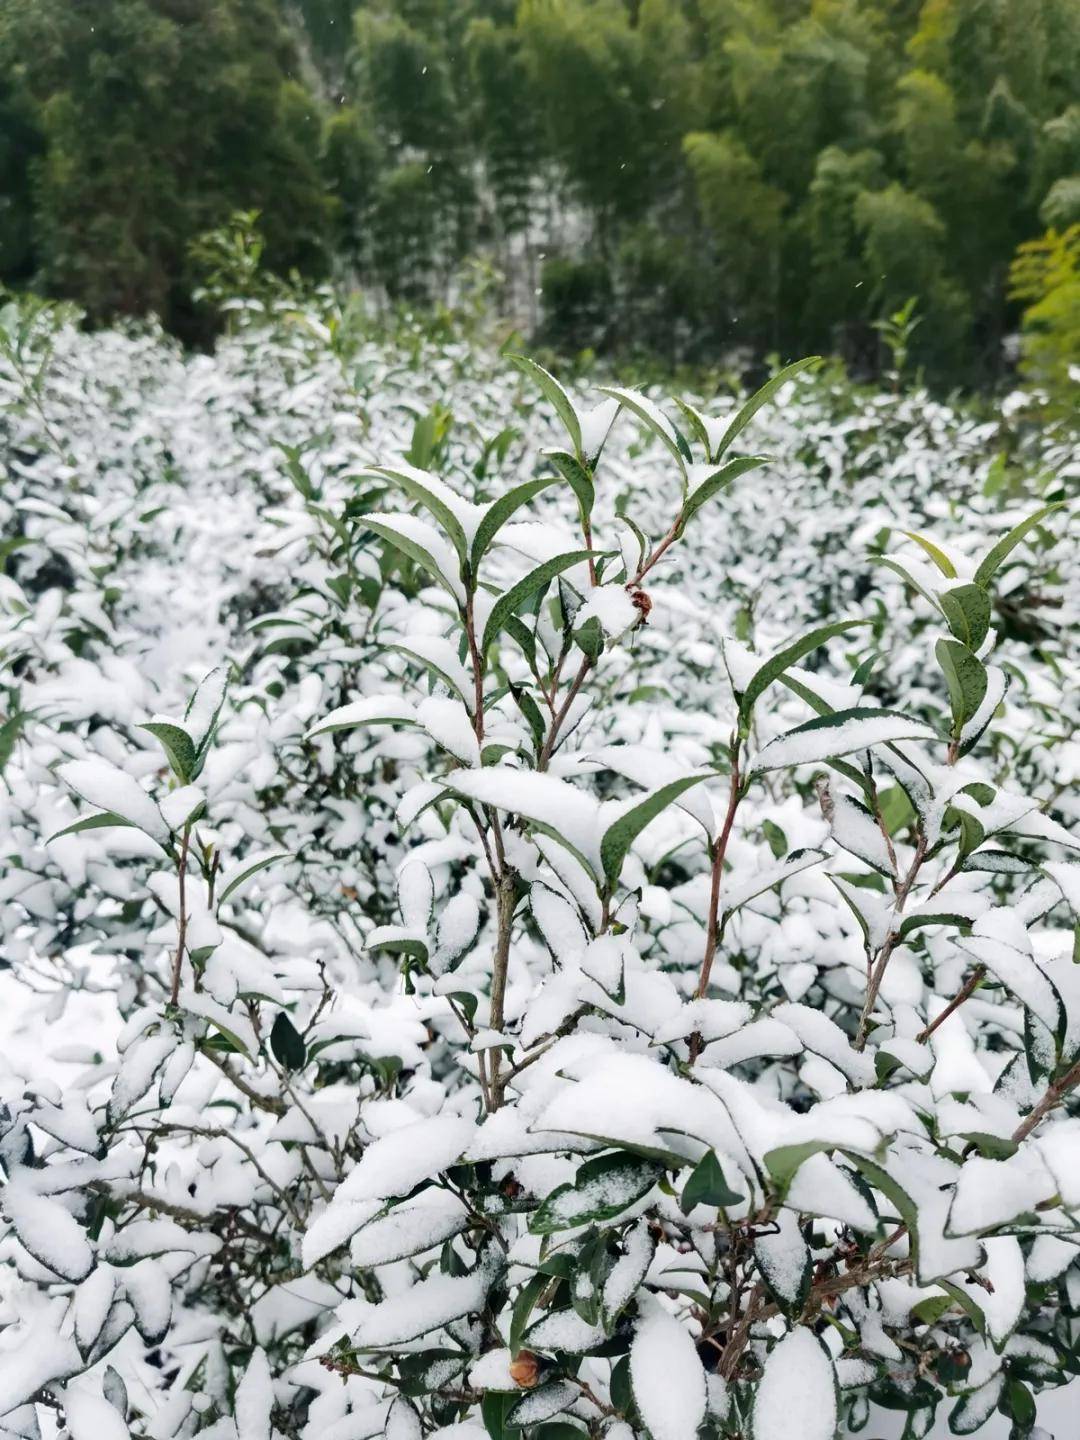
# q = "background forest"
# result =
<box><xmin>1</xmin><ymin>0</ymin><xmax>1079</xmax><ymax>389</ymax></box>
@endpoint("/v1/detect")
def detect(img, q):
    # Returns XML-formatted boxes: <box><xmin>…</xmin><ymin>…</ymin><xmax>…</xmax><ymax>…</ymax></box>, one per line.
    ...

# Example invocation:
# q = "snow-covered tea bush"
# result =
<box><xmin>1</xmin><ymin>298</ymin><xmax>1079</xmax><ymax>1440</ymax></box>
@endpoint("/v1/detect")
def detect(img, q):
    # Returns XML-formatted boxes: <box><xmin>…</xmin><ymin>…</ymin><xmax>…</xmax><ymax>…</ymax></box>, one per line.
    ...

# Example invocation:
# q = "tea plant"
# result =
<box><xmin>0</xmin><ymin>309</ymin><xmax>1077</xmax><ymax>1440</ymax></box>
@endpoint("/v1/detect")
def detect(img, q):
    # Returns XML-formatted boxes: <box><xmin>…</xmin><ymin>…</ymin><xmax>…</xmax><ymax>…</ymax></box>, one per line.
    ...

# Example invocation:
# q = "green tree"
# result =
<box><xmin>683</xmin><ymin>129</ymin><xmax>786</xmax><ymax>341</ymax></box>
<box><xmin>0</xmin><ymin>0</ymin><xmax>331</xmax><ymax>337</ymax></box>
<box><xmin>802</xmin><ymin>145</ymin><xmax>886</xmax><ymax>351</ymax></box>
<box><xmin>854</xmin><ymin>181</ymin><xmax>969</xmax><ymax>376</ymax></box>
<box><xmin>1009</xmin><ymin>223</ymin><xmax>1080</xmax><ymax>415</ymax></box>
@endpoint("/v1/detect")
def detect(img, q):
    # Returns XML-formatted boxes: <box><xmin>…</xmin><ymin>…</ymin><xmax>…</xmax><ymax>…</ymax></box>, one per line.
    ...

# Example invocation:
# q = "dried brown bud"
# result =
<box><xmin>815</xmin><ymin>776</ymin><xmax>834</xmax><ymax>824</ymax></box>
<box><xmin>630</xmin><ymin>588</ymin><xmax>652</xmax><ymax>622</ymax></box>
<box><xmin>508</xmin><ymin>1351</ymin><xmax>540</xmax><ymax>1388</ymax></box>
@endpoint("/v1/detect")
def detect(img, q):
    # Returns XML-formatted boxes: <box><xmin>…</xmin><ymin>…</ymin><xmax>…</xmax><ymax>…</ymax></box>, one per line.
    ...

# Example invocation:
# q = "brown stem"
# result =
<box><xmin>633</xmin><ymin>514</ymin><xmax>682</xmax><ymax>586</ymax></box>
<box><xmin>169</xmin><ymin>825</ymin><xmax>192</xmax><ymax>1006</ymax></box>
<box><xmin>582</xmin><ymin>514</ymin><xmax>597</xmax><ymax>588</ymax></box>
<box><xmin>487</xmin><ymin>875</ymin><xmax>517</xmax><ymax>1110</ymax></box>
<box><xmin>695</xmin><ymin>748</ymin><xmax>742</xmax><ymax>1003</ymax></box>
<box><xmin>916</xmin><ymin>966</ymin><xmax>985</xmax><ymax>1045</ymax></box>
<box><xmin>538</xmin><ymin>656</ymin><xmax>592</xmax><ymax>771</ymax></box>
<box><xmin>199</xmin><ymin>1046</ymin><xmax>286</xmax><ymax>1115</ymax></box>
<box><xmin>464</xmin><ymin>593</ymin><xmax>486</xmax><ymax>745</ymax></box>
<box><xmin>854</xmin><ymin>833</ymin><xmax>928</xmax><ymax>1051</ymax></box>
<box><xmin>1012</xmin><ymin>1055</ymin><xmax>1080</xmax><ymax>1145</ymax></box>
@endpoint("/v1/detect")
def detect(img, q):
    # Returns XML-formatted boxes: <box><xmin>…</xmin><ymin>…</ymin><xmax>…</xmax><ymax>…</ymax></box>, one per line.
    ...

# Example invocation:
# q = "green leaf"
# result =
<box><xmin>900</xmin><ymin>530</ymin><xmax>957</xmax><ymax>578</ymax></box>
<box><xmin>844</xmin><ymin>1154</ymin><xmax>920</xmax><ymax>1268</ymax></box>
<box><xmin>609</xmin><ymin>1355</ymin><xmax>634</xmax><ymax>1416</ymax></box>
<box><xmin>362</xmin><ymin>515</ymin><xmax>463</xmax><ymax>600</ymax></box>
<box><xmin>763</xmin><ymin>1141</ymin><xmax>834</xmax><ymax>1201</ymax></box>
<box><xmin>938</xmin><ymin>584</ymin><xmax>991</xmax><ymax>651</ymax></box>
<box><xmin>481</xmin><ymin>1390</ymin><xmax>517</xmax><ymax>1440</ymax></box>
<box><xmin>973</xmin><ymin>502</ymin><xmax>1065</xmax><ymax>589</ymax></box>
<box><xmin>502</xmin><ymin>614</ymin><xmax>539</xmax><ymax>675</ymax></box>
<box><xmin>599</xmin><ymin>774</ymin><xmax>708</xmax><ymax>889</ymax></box>
<box><xmin>673</xmin><ymin>398</ymin><xmax>711</xmax><ymax>453</ymax></box>
<box><xmin>270</xmin><ymin>1011</ymin><xmax>306</xmax><ymax>1070</ymax></box>
<box><xmin>471</xmin><ymin>476</ymin><xmax>559</xmax><ymax>572</ymax></box>
<box><xmin>737</xmin><ymin>619</ymin><xmax>868</xmax><ymax>734</ymax></box>
<box><xmin>509</xmin><ymin>1273</ymin><xmax>547</xmax><ymax>1357</ymax></box>
<box><xmin>368</xmin><ymin>463</ymin><xmax>469</xmax><ymax>563</ymax></box>
<box><xmin>1003</xmin><ymin>1378</ymin><xmax>1036</xmax><ymax>1431</ymax></box>
<box><xmin>710</xmin><ymin>357</ymin><xmax>821</xmax><ymax>461</ymax></box>
<box><xmin>679</xmin><ymin>1149</ymin><xmax>743</xmax><ymax>1213</ymax></box>
<box><xmin>481</xmin><ymin>551</ymin><xmax>596</xmax><ymax>655</ymax></box>
<box><xmin>534</xmin><ymin>1425</ymin><xmax>588</xmax><ymax>1440</ymax></box>
<box><xmin>936</xmin><ymin>638</ymin><xmax>987</xmax><ymax>737</ymax></box>
<box><xmin>752</xmin><ymin>705</ymin><xmax>936</xmax><ymax>773</ymax></box>
<box><xmin>936</xmin><ymin>1281</ymin><xmax>985</xmax><ymax>1336</ymax></box>
<box><xmin>0</xmin><ymin>710</ymin><xmax>25</xmax><ymax>774</ymax></box>
<box><xmin>510</xmin><ymin>684</ymin><xmax>547</xmax><ymax>755</ymax></box>
<box><xmin>509</xmin><ymin>356</ymin><xmax>582</xmax><ymax>456</ymax></box>
<box><xmin>47</xmin><ymin>811</ymin><xmax>136</xmax><ymax>843</ymax></box>
<box><xmin>678</xmin><ymin>454</ymin><xmax>768</xmax><ymax>532</ymax></box>
<box><xmin>911</xmin><ymin>1294</ymin><xmax>954</xmax><ymax>1326</ymax></box>
<box><xmin>217</xmin><ymin>851</ymin><xmax>289</xmax><ymax>905</ymax></box>
<box><xmin>596</xmin><ymin>386</ymin><xmax>685</xmax><ymax>474</ymax></box>
<box><xmin>574</xmin><ymin>615</ymin><xmax>604</xmax><ymax>662</ymax></box>
<box><xmin>139</xmin><ymin>722</ymin><xmax>197</xmax><ymax>783</ymax></box>
<box><xmin>529</xmin><ymin>1152</ymin><xmax>663</xmax><ymax>1235</ymax></box>
<box><xmin>545</xmin><ymin>450</ymin><xmax>595</xmax><ymax>519</ymax></box>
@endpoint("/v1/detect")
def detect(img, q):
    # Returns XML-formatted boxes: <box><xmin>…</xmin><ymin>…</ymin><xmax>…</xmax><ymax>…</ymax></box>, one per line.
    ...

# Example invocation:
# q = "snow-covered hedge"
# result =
<box><xmin>1</xmin><ymin>296</ymin><xmax>1079</xmax><ymax>1440</ymax></box>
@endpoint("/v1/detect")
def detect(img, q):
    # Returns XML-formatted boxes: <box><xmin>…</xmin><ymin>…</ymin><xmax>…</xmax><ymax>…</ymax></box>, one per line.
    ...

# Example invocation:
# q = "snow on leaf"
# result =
<box><xmin>305</xmin><ymin>694</ymin><xmax>419</xmax><ymax>739</ymax></box>
<box><xmin>5</xmin><ymin>1179</ymin><xmax>94</xmax><ymax>1281</ymax></box>
<box><xmin>63</xmin><ymin>1388</ymin><xmax>130</xmax><ymax>1440</ymax></box>
<box><xmin>629</xmin><ymin>1309</ymin><xmax>706</xmax><ymax>1440</ymax></box>
<box><xmin>601</xmin><ymin>1219</ymin><xmax>655</xmax><ymax>1326</ymax></box>
<box><xmin>529</xmin><ymin>1151</ymin><xmax>662</xmax><ymax>1234</ymax></box>
<box><xmin>57</xmin><ymin>759</ymin><xmax>170</xmax><ymax>845</ymax></box>
<box><xmin>336</xmin><ymin>1115</ymin><xmax>476</xmax><ymax>1204</ymax></box>
<box><xmin>753</xmin><ymin>1329</ymin><xmax>837</xmax><ymax>1440</ymax></box>
<box><xmin>445</xmin><ymin>768</ymin><xmax>603</xmax><ymax>876</ymax></box>
<box><xmin>524</xmin><ymin>1307</ymin><xmax>606</xmax><ymax>1354</ymax></box>
<box><xmin>350</xmin><ymin>1267</ymin><xmax>493</xmax><ymax>1350</ymax></box>
<box><xmin>737</xmin><ymin>621</ymin><xmax>869</xmax><ymax>734</ymax></box>
<box><xmin>349</xmin><ymin>1192</ymin><xmax>469</xmax><ymax>1268</ymax></box>
<box><xmin>751</xmin><ymin>707</ymin><xmax>937</xmax><ymax>772</ymax></box>
<box><xmin>754</xmin><ymin>1210</ymin><xmax>811</xmax><ymax>1310</ymax></box>
<box><xmin>235</xmin><ymin>1347</ymin><xmax>273</xmax><ymax>1440</ymax></box>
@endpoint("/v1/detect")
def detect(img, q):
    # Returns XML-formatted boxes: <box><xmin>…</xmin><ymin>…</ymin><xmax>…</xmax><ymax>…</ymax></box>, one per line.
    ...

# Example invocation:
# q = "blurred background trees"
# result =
<box><xmin>0</xmin><ymin>0</ymin><xmax>1077</xmax><ymax>385</ymax></box>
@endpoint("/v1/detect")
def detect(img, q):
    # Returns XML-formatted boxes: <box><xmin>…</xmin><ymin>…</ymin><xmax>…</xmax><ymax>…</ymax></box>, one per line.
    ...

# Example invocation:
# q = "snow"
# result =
<box><xmin>629</xmin><ymin>1308</ymin><xmax>707</xmax><ymax>1440</ymax></box>
<box><xmin>576</xmin><ymin>584</ymin><xmax>640</xmax><ymax>641</ymax></box>
<box><xmin>752</xmin><ymin>711</ymin><xmax>938</xmax><ymax>772</ymax></box>
<box><xmin>948</xmin><ymin>1154</ymin><xmax>1053</xmax><ymax>1234</ymax></box>
<box><xmin>754</xmin><ymin>1210</ymin><xmax>809</xmax><ymax>1305</ymax></box>
<box><xmin>602</xmin><ymin>1219</ymin><xmax>654</xmax><ymax>1322</ymax></box>
<box><xmin>235</xmin><ymin>1348</ymin><xmax>273</xmax><ymax>1440</ymax></box>
<box><xmin>444</xmin><ymin>768</ymin><xmax>604</xmax><ymax>874</ymax></box>
<box><xmin>4</xmin><ymin>1180</ymin><xmax>95</xmax><ymax>1281</ymax></box>
<box><xmin>306</xmin><ymin>694</ymin><xmax>419</xmax><ymax>739</ymax></box>
<box><xmin>753</xmin><ymin>1329</ymin><xmax>836</xmax><ymax>1440</ymax></box>
<box><xmin>336</xmin><ymin>1114</ymin><xmax>476</xmax><ymax>1203</ymax></box>
<box><xmin>524</xmin><ymin>1308</ymin><xmax>606</xmax><ymax>1352</ymax></box>
<box><xmin>348</xmin><ymin>1191</ymin><xmax>468</xmax><ymax>1268</ymax></box>
<box><xmin>0</xmin><ymin>1311</ymin><xmax>82</xmax><ymax>1415</ymax></box>
<box><xmin>63</xmin><ymin>1387</ymin><xmax>130</xmax><ymax>1440</ymax></box>
<box><xmin>347</xmin><ymin>1268</ymin><xmax>491</xmax><ymax>1349</ymax></box>
<box><xmin>57</xmin><ymin>758</ymin><xmax>170</xmax><ymax>844</ymax></box>
<box><xmin>416</xmin><ymin>696</ymin><xmax>481</xmax><ymax>767</ymax></box>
